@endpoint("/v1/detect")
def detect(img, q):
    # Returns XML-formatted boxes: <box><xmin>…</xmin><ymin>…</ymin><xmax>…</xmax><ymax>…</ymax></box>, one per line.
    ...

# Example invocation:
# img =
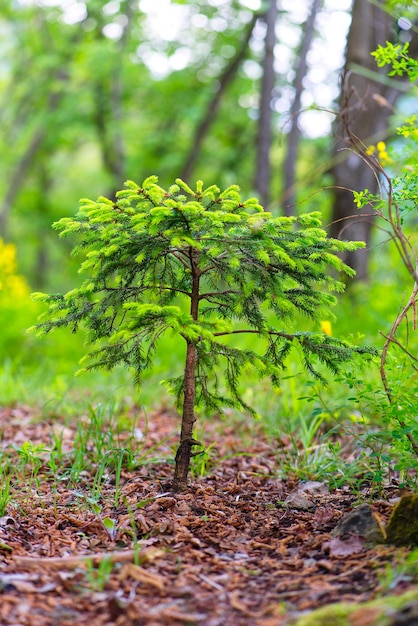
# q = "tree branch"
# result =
<box><xmin>199</xmin><ymin>289</ymin><xmax>238</xmax><ymax>301</ymax></box>
<box><xmin>379</xmin><ymin>331</ymin><xmax>418</xmax><ymax>366</ymax></box>
<box><xmin>213</xmin><ymin>329</ymin><xmax>295</xmax><ymax>340</ymax></box>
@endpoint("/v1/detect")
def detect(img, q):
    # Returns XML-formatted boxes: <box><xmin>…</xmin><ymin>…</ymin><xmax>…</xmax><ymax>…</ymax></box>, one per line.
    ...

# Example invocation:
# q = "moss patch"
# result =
<box><xmin>289</xmin><ymin>587</ymin><xmax>418</xmax><ymax>626</ymax></box>
<box><xmin>385</xmin><ymin>495</ymin><xmax>418</xmax><ymax>547</ymax></box>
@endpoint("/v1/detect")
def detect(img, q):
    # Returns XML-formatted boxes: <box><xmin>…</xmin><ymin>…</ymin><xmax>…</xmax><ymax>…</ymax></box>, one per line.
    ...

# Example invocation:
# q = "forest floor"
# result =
<box><xmin>0</xmin><ymin>404</ymin><xmax>416</xmax><ymax>626</ymax></box>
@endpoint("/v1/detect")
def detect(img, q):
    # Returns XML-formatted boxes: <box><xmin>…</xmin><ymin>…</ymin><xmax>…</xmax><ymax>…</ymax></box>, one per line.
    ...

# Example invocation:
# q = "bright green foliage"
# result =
<box><xmin>33</xmin><ymin>177</ymin><xmax>372</xmax><ymax>419</ymax></box>
<box><xmin>372</xmin><ymin>42</ymin><xmax>418</xmax><ymax>80</ymax></box>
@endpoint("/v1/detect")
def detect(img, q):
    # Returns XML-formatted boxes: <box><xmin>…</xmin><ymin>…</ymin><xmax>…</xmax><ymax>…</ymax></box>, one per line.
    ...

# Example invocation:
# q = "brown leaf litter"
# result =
<box><xmin>0</xmin><ymin>404</ymin><xmax>415</xmax><ymax>625</ymax></box>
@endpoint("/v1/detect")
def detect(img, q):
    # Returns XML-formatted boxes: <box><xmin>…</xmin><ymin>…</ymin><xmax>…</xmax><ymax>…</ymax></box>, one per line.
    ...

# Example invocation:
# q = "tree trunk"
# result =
<box><xmin>282</xmin><ymin>0</ymin><xmax>321</xmax><ymax>215</ymax></box>
<box><xmin>330</xmin><ymin>0</ymin><xmax>393</xmax><ymax>280</ymax></box>
<box><xmin>172</xmin><ymin>340</ymin><xmax>200</xmax><ymax>492</ymax></box>
<box><xmin>254</xmin><ymin>0</ymin><xmax>278</xmax><ymax>209</ymax></box>
<box><xmin>172</xmin><ymin>257</ymin><xmax>201</xmax><ymax>492</ymax></box>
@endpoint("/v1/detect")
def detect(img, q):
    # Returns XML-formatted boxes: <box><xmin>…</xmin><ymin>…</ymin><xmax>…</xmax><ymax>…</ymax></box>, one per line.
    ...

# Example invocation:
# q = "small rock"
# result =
<box><xmin>331</xmin><ymin>504</ymin><xmax>385</xmax><ymax>544</ymax></box>
<box><xmin>284</xmin><ymin>493</ymin><xmax>316</xmax><ymax>512</ymax></box>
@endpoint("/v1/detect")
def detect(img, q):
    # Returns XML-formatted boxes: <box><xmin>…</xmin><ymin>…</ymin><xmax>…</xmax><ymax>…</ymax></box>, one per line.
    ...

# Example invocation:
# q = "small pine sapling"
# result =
<box><xmin>32</xmin><ymin>177</ymin><xmax>373</xmax><ymax>491</ymax></box>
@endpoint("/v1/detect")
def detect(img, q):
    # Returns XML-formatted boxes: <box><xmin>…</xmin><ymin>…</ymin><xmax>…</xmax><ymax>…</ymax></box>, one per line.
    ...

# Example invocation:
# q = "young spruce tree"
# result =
<box><xmin>33</xmin><ymin>177</ymin><xmax>372</xmax><ymax>492</ymax></box>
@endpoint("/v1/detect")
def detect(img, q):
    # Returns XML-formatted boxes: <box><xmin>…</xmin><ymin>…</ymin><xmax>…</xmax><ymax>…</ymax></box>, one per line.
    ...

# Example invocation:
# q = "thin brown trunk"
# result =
<box><xmin>282</xmin><ymin>0</ymin><xmax>321</xmax><ymax>215</ymax></box>
<box><xmin>180</xmin><ymin>13</ymin><xmax>260</xmax><ymax>182</ymax></box>
<box><xmin>172</xmin><ymin>255</ymin><xmax>201</xmax><ymax>492</ymax></box>
<box><xmin>172</xmin><ymin>340</ymin><xmax>200</xmax><ymax>492</ymax></box>
<box><xmin>254</xmin><ymin>0</ymin><xmax>278</xmax><ymax>209</ymax></box>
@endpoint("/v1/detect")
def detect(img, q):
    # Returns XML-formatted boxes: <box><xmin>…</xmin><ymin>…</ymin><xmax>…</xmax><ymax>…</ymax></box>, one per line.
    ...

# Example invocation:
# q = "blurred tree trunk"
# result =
<box><xmin>282</xmin><ymin>0</ymin><xmax>321</xmax><ymax>216</ymax></box>
<box><xmin>0</xmin><ymin>87</ymin><xmax>64</xmax><ymax>239</ymax></box>
<box><xmin>34</xmin><ymin>162</ymin><xmax>52</xmax><ymax>289</ymax></box>
<box><xmin>329</xmin><ymin>0</ymin><xmax>394</xmax><ymax>281</ymax></box>
<box><xmin>0</xmin><ymin>10</ymin><xmax>78</xmax><ymax>239</ymax></box>
<box><xmin>254</xmin><ymin>0</ymin><xmax>278</xmax><ymax>209</ymax></box>
<box><xmin>180</xmin><ymin>12</ymin><xmax>259</xmax><ymax>183</ymax></box>
<box><xmin>89</xmin><ymin>0</ymin><xmax>133</xmax><ymax>196</ymax></box>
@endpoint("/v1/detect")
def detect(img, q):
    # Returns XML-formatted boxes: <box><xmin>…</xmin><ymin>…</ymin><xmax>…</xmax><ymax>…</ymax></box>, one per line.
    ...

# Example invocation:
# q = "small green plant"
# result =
<box><xmin>190</xmin><ymin>441</ymin><xmax>216</xmax><ymax>478</ymax></box>
<box><xmin>372</xmin><ymin>41</ymin><xmax>418</xmax><ymax>81</ymax></box>
<box><xmin>32</xmin><ymin>177</ymin><xmax>373</xmax><ymax>491</ymax></box>
<box><xmin>68</xmin><ymin>402</ymin><xmax>125</xmax><ymax>483</ymax></box>
<box><xmin>0</xmin><ymin>474</ymin><xmax>11</xmax><ymax>516</ymax></box>
<box><xmin>378</xmin><ymin>547</ymin><xmax>418</xmax><ymax>592</ymax></box>
<box><xmin>91</xmin><ymin>448</ymin><xmax>132</xmax><ymax>507</ymax></box>
<box><xmin>14</xmin><ymin>440</ymin><xmax>49</xmax><ymax>487</ymax></box>
<box><xmin>84</xmin><ymin>556</ymin><xmax>114</xmax><ymax>592</ymax></box>
<box><xmin>73</xmin><ymin>492</ymin><xmax>119</xmax><ymax>541</ymax></box>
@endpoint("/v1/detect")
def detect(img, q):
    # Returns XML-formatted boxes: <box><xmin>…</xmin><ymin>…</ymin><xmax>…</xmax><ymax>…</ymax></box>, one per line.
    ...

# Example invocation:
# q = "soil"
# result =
<box><xmin>0</xmin><ymin>404</ymin><xmax>415</xmax><ymax>626</ymax></box>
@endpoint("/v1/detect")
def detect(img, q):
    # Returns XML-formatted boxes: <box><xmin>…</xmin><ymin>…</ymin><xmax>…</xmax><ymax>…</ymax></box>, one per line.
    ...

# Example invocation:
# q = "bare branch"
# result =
<box><xmin>379</xmin><ymin>331</ymin><xmax>418</xmax><ymax>365</ymax></box>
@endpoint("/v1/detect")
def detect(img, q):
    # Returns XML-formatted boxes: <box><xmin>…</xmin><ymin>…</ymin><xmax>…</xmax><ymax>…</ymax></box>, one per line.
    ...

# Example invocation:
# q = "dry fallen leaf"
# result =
<box><xmin>325</xmin><ymin>535</ymin><xmax>365</xmax><ymax>557</ymax></box>
<box><xmin>121</xmin><ymin>563</ymin><xmax>166</xmax><ymax>591</ymax></box>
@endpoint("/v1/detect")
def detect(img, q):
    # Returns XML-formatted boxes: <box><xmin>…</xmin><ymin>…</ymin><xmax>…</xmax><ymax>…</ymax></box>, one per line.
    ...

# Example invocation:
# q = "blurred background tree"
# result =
<box><xmin>330</xmin><ymin>0</ymin><xmax>418</xmax><ymax>279</ymax></box>
<box><xmin>0</xmin><ymin>0</ymin><xmax>417</xmax><ymax>346</ymax></box>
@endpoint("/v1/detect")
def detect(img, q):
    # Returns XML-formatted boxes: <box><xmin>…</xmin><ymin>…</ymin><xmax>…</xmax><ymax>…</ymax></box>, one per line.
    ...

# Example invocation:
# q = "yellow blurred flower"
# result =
<box><xmin>0</xmin><ymin>238</ymin><xmax>29</xmax><ymax>299</ymax></box>
<box><xmin>365</xmin><ymin>142</ymin><xmax>392</xmax><ymax>165</ymax></box>
<box><xmin>378</xmin><ymin>151</ymin><xmax>392</xmax><ymax>166</ymax></box>
<box><xmin>320</xmin><ymin>320</ymin><xmax>332</xmax><ymax>336</ymax></box>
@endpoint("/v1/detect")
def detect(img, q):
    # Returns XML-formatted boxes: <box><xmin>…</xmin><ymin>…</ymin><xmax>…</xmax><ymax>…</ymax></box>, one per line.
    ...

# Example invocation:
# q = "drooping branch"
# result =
<box><xmin>338</xmin><ymin>53</ymin><xmax>418</xmax><ymax>457</ymax></box>
<box><xmin>328</xmin><ymin>0</ymin><xmax>418</xmax><ymax>279</ymax></box>
<box><xmin>199</xmin><ymin>289</ymin><xmax>238</xmax><ymax>301</ymax></box>
<box><xmin>103</xmin><ymin>285</ymin><xmax>192</xmax><ymax>298</ymax></box>
<box><xmin>380</xmin><ymin>332</ymin><xmax>418</xmax><ymax>366</ymax></box>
